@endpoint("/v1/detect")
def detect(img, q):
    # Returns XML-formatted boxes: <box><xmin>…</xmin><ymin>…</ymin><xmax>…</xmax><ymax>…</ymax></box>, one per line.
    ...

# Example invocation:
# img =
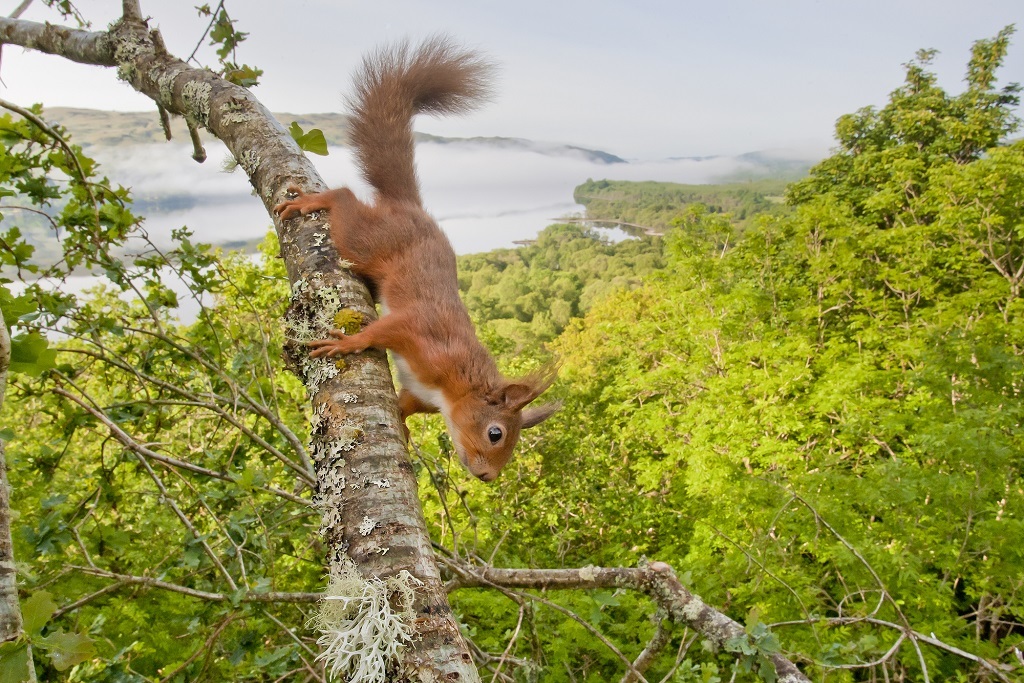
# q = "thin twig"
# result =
<box><xmin>770</xmin><ymin>616</ymin><xmax>1015</xmax><ymax>681</ymax></box>
<box><xmin>69</xmin><ymin>565</ymin><xmax>320</xmax><ymax>603</ymax></box>
<box><xmin>187</xmin><ymin>0</ymin><xmax>226</xmax><ymax>64</ymax></box>
<box><xmin>51</xmin><ymin>581</ymin><xmax>124</xmax><ymax>620</ymax></box>
<box><xmin>158</xmin><ymin>614</ymin><xmax>236</xmax><ymax>683</ymax></box>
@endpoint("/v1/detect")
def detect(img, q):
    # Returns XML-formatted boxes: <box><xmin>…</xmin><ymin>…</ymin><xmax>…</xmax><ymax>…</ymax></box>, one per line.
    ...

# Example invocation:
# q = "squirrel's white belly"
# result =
<box><xmin>381</xmin><ymin>297</ymin><xmax>447</xmax><ymax>410</ymax></box>
<box><xmin>392</xmin><ymin>353</ymin><xmax>444</xmax><ymax>409</ymax></box>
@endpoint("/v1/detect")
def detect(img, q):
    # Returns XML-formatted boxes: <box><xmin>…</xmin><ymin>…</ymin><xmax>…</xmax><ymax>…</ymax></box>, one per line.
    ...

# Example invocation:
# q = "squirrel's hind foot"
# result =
<box><xmin>274</xmin><ymin>185</ymin><xmax>327</xmax><ymax>220</ymax></box>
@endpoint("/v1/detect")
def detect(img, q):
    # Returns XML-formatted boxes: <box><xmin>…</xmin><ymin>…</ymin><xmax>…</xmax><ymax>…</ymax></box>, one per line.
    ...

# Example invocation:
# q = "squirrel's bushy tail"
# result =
<box><xmin>348</xmin><ymin>35</ymin><xmax>494</xmax><ymax>204</ymax></box>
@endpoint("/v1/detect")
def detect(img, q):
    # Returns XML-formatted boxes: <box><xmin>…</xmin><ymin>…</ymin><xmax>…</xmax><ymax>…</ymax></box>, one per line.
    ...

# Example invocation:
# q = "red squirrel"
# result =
<box><xmin>275</xmin><ymin>37</ymin><xmax>560</xmax><ymax>482</ymax></box>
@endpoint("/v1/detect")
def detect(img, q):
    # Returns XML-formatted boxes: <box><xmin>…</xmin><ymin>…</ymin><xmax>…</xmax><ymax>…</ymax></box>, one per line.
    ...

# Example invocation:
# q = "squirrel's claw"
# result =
<box><xmin>273</xmin><ymin>185</ymin><xmax>313</xmax><ymax>219</ymax></box>
<box><xmin>307</xmin><ymin>331</ymin><xmax>363</xmax><ymax>358</ymax></box>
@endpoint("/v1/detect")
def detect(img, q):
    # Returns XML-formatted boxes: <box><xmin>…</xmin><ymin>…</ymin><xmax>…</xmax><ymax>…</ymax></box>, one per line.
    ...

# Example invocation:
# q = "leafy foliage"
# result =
<box><xmin>457</xmin><ymin>223</ymin><xmax>665</xmax><ymax>349</ymax></box>
<box><xmin>2</xmin><ymin>106</ymin><xmax>322</xmax><ymax>679</ymax></box>
<box><xmin>194</xmin><ymin>3</ymin><xmax>263</xmax><ymax>87</ymax></box>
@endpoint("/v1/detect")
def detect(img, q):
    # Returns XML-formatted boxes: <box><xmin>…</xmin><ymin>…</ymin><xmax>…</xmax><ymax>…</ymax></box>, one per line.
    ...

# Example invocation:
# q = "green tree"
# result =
<box><xmin>482</xmin><ymin>27</ymin><xmax>1024</xmax><ymax>681</ymax></box>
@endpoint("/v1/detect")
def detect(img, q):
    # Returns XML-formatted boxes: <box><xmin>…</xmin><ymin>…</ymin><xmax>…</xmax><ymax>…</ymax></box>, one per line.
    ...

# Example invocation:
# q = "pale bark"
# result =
<box><xmin>0</xmin><ymin>8</ymin><xmax>476</xmax><ymax>681</ymax></box>
<box><xmin>1</xmin><ymin>308</ymin><xmax>37</xmax><ymax>680</ymax></box>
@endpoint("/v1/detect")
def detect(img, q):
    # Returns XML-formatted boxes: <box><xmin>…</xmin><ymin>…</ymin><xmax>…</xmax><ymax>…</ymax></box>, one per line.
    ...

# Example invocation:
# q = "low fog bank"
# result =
<box><xmin>90</xmin><ymin>139</ymin><xmax>823</xmax><ymax>255</ymax></box>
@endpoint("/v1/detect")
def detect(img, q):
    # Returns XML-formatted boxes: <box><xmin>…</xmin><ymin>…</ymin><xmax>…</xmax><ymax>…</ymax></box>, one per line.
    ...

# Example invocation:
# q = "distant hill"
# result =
<box><xmin>41</xmin><ymin>108</ymin><xmax>624</xmax><ymax>163</ymax></box>
<box><xmin>729</xmin><ymin>150</ymin><xmax>818</xmax><ymax>180</ymax></box>
<box><xmin>40</xmin><ymin>109</ymin><xmax>817</xmax><ymax>175</ymax></box>
<box><xmin>417</xmin><ymin>134</ymin><xmax>626</xmax><ymax>164</ymax></box>
<box><xmin>43</xmin><ymin>108</ymin><xmax>354</xmax><ymax>147</ymax></box>
<box><xmin>3</xmin><ymin>108</ymin><xmax>815</xmax><ymax>270</ymax></box>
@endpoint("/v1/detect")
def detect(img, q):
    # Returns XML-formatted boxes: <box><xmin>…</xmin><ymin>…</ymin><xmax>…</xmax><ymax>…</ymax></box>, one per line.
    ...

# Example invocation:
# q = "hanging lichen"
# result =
<box><xmin>313</xmin><ymin>563</ymin><xmax>422</xmax><ymax>683</ymax></box>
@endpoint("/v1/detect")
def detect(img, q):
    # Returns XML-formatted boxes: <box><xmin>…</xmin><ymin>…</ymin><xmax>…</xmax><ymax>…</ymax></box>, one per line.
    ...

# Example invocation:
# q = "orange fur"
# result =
<box><xmin>275</xmin><ymin>36</ymin><xmax>559</xmax><ymax>481</ymax></box>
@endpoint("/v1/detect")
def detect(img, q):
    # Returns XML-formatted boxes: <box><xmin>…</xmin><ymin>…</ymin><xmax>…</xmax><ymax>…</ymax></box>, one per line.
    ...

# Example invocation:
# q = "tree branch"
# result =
<box><xmin>0</xmin><ymin>16</ymin><xmax>114</xmax><ymax>66</ymax></box>
<box><xmin>51</xmin><ymin>385</ymin><xmax>310</xmax><ymax>505</ymax></box>
<box><xmin>770</xmin><ymin>616</ymin><xmax>1016</xmax><ymax>681</ymax></box>
<box><xmin>445</xmin><ymin>559</ymin><xmax>811</xmax><ymax>683</ymax></box>
<box><xmin>70</xmin><ymin>565</ymin><xmax>321</xmax><ymax>603</ymax></box>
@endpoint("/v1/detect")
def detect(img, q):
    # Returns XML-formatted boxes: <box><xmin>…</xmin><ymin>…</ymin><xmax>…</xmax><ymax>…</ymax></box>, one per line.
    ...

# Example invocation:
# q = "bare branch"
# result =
<box><xmin>51</xmin><ymin>581</ymin><xmax>124</xmax><ymax>620</ymax></box>
<box><xmin>120</xmin><ymin>1</ymin><xmax>143</xmax><ymax>23</ymax></box>
<box><xmin>0</xmin><ymin>16</ymin><xmax>115</xmax><ymax>66</ymax></box>
<box><xmin>445</xmin><ymin>558</ymin><xmax>811</xmax><ymax>683</ymax></box>
<box><xmin>158</xmin><ymin>614</ymin><xmax>237</xmax><ymax>683</ymax></box>
<box><xmin>620</xmin><ymin>620</ymin><xmax>674</xmax><ymax>683</ymax></box>
<box><xmin>771</xmin><ymin>616</ymin><xmax>1016</xmax><ymax>682</ymax></box>
<box><xmin>187</xmin><ymin>117</ymin><xmax>206</xmax><ymax>162</ymax></box>
<box><xmin>8</xmin><ymin>1</ymin><xmax>33</xmax><ymax>20</ymax></box>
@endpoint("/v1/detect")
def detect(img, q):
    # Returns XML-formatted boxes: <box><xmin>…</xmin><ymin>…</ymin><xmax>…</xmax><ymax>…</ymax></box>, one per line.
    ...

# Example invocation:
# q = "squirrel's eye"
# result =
<box><xmin>487</xmin><ymin>426</ymin><xmax>503</xmax><ymax>444</ymax></box>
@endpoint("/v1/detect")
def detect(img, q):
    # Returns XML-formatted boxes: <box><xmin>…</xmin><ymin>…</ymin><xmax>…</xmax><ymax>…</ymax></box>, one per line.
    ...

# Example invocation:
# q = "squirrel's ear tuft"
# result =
<box><xmin>522</xmin><ymin>401</ymin><xmax>562</xmax><ymax>429</ymax></box>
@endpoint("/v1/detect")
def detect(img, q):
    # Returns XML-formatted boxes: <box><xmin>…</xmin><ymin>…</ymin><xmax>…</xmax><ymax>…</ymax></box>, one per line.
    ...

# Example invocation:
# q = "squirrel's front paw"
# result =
<box><xmin>307</xmin><ymin>330</ymin><xmax>364</xmax><ymax>358</ymax></box>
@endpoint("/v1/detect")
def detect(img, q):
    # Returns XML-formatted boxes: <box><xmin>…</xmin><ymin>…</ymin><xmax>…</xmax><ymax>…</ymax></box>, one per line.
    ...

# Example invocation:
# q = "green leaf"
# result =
<box><xmin>225</xmin><ymin>64</ymin><xmax>264</xmax><ymax>88</ymax></box>
<box><xmin>235</xmin><ymin>467</ymin><xmax>266</xmax><ymax>493</ymax></box>
<box><xmin>0</xmin><ymin>285</ymin><xmax>37</xmax><ymax>326</ymax></box>
<box><xmin>744</xmin><ymin>606</ymin><xmax>761</xmax><ymax>634</ymax></box>
<box><xmin>37</xmin><ymin>629</ymin><xmax>96</xmax><ymax>671</ymax></box>
<box><xmin>288</xmin><ymin>122</ymin><xmax>329</xmax><ymax>156</ymax></box>
<box><xmin>0</xmin><ymin>641</ymin><xmax>33</xmax><ymax>683</ymax></box>
<box><xmin>8</xmin><ymin>332</ymin><xmax>57</xmax><ymax>377</ymax></box>
<box><xmin>229</xmin><ymin>587</ymin><xmax>248</xmax><ymax>607</ymax></box>
<box><xmin>724</xmin><ymin>634</ymin><xmax>756</xmax><ymax>656</ymax></box>
<box><xmin>21</xmin><ymin>590</ymin><xmax>57</xmax><ymax>635</ymax></box>
<box><xmin>591</xmin><ymin>590</ymin><xmax>620</xmax><ymax>608</ymax></box>
<box><xmin>757</xmin><ymin>655</ymin><xmax>778</xmax><ymax>683</ymax></box>
<box><xmin>0</xmin><ymin>228</ymin><xmax>35</xmax><ymax>269</ymax></box>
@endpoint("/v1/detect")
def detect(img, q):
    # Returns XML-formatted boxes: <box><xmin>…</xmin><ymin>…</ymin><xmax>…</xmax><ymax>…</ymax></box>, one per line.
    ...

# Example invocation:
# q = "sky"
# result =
<box><xmin>2</xmin><ymin>1</ymin><xmax>1022</xmax><ymax>160</ymax></box>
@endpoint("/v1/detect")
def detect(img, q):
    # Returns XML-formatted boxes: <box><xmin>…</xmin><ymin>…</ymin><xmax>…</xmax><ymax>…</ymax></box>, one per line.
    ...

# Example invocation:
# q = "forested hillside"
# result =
<box><xmin>2</xmin><ymin>26</ymin><xmax>1022</xmax><ymax>683</ymax></box>
<box><xmin>456</xmin><ymin>224</ymin><xmax>665</xmax><ymax>346</ymax></box>
<box><xmin>573</xmin><ymin>178</ymin><xmax>788</xmax><ymax>230</ymax></box>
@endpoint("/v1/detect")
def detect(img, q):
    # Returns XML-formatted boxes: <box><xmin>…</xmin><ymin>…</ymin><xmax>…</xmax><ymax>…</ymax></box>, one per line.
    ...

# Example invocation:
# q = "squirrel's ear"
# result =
<box><xmin>502</xmin><ymin>383</ymin><xmax>537</xmax><ymax>411</ymax></box>
<box><xmin>522</xmin><ymin>401</ymin><xmax>562</xmax><ymax>429</ymax></box>
<box><xmin>502</xmin><ymin>363</ymin><xmax>559</xmax><ymax>411</ymax></box>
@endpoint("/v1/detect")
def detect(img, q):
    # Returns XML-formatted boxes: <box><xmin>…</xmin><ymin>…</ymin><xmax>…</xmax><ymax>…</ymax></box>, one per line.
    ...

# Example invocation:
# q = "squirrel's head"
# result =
<box><xmin>444</xmin><ymin>368</ymin><xmax>560</xmax><ymax>482</ymax></box>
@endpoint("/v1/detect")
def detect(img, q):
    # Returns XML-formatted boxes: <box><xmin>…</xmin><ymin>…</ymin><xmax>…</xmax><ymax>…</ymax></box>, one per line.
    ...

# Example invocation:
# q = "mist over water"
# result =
<box><xmin>18</xmin><ymin>139</ymin><xmax>819</xmax><ymax>325</ymax></box>
<box><xmin>91</xmin><ymin>139</ymin><xmax>819</xmax><ymax>254</ymax></box>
